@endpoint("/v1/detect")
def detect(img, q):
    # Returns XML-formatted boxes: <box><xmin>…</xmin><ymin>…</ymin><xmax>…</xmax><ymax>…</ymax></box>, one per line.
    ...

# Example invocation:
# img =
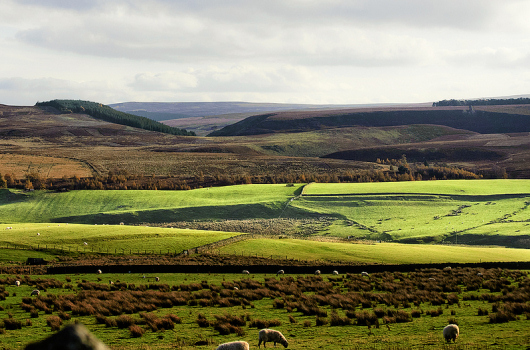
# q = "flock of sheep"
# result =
<box><xmin>217</xmin><ymin>329</ymin><xmax>288</xmax><ymax>350</ymax></box>
<box><xmin>15</xmin><ymin>268</ymin><xmax>460</xmax><ymax>347</ymax></box>
<box><xmin>215</xmin><ymin>325</ymin><xmax>459</xmax><ymax>349</ymax></box>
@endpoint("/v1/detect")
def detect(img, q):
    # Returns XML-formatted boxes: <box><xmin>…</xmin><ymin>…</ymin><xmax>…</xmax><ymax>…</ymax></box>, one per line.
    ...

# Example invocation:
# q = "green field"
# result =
<box><xmin>0</xmin><ymin>184</ymin><xmax>302</xmax><ymax>224</ymax></box>
<box><xmin>218</xmin><ymin>239</ymin><xmax>530</xmax><ymax>264</ymax></box>
<box><xmin>289</xmin><ymin>180</ymin><xmax>530</xmax><ymax>245</ymax></box>
<box><xmin>0</xmin><ymin>224</ymin><xmax>239</xmax><ymax>256</ymax></box>
<box><xmin>1</xmin><ymin>180</ymin><xmax>530</xmax><ymax>261</ymax></box>
<box><xmin>1</xmin><ymin>269</ymin><xmax>529</xmax><ymax>350</ymax></box>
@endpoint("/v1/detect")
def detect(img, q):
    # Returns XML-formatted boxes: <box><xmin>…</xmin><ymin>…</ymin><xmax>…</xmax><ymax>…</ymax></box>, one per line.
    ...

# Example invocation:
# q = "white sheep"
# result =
<box><xmin>332</xmin><ymin>270</ymin><xmax>339</xmax><ymax>275</ymax></box>
<box><xmin>443</xmin><ymin>266</ymin><xmax>452</xmax><ymax>272</ymax></box>
<box><xmin>31</xmin><ymin>289</ymin><xmax>40</xmax><ymax>296</ymax></box>
<box><xmin>97</xmin><ymin>269</ymin><xmax>102</xmax><ymax>274</ymax></box>
<box><xmin>84</xmin><ymin>242</ymin><xmax>88</xmax><ymax>246</ymax></box>
<box><xmin>37</xmin><ymin>232</ymin><xmax>40</xmax><ymax>236</ymax></box>
<box><xmin>242</xmin><ymin>270</ymin><xmax>250</xmax><ymax>274</ymax></box>
<box><xmin>443</xmin><ymin>324</ymin><xmax>459</xmax><ymax>343</ymax></box>
<box><xmin>314</xmin><ymin>270</ymin><xmax>321</xmax><ymax>275</ymax></box>
<box><xmin>216</xmin><ymin>341</ymin><xmax>249</xmax><ymax>350</ymax></box>
<box><xmin>15</xmin><ymin>280</ymin><xmax>20</xmax><ymax>287</ymax></box>
<box><xmin>155</xmin><ymin>276</ymin><xmax>160</xmax><ymax>282</ymax></box>
<box><xmin>258</xmin><ymin>329</ymin><xmax>288</xmax><ymax>348</ymax></box>
<box><xmin>361</xmin><ymin>271</ymin><xmax>369</xmax><ymax>277</ymax></box>
<box><xmin>276</xmin><ymin>270</ymin><xmax>284</xmax><ymax>275</ymax></box>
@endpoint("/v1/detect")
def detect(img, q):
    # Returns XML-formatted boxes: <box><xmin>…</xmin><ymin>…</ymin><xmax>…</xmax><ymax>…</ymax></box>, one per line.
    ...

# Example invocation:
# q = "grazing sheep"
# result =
<box><xmin>332</xmin><ymin>270</ymin><xmax>339</xmax><ymax>275</ymax></box>
<box><xmin>216</xmin><ymin>341</ymin><xmax>249</xmax><ymax>350</ymax></box>
<box><xmin>233</xmin><ymin>287</ymin><xmax>239</xmax><ymax>290</ymax></box>
<box><xmin>443</xmin><ymin>324</ymin><xmax>459</xmax><ymax>343</ymax></box>
<box><xmin>258</xmin><ymin>329</ymin><xmax>288</xmax><ymax>348</ymax></box>
<box><xmin>361</xmin><ymin>271</ymin><xmax>369</xmax><ymax>277</ymax></box>
<box><xmin>276</xmin><ymin>270</ymin><xmax>284</xmax><ymax>276</ymax></box>
<box><xmin>15</xmin><ymin>280</ymin><xmax>20</xmax><ymax>287</ymax></box>
<box><xmin>477</xmin><ymin>272</ymin><xmax>483</xmax><ymax>277</ymax></box>
<box><xmin>314</xmin><ymin>270</ymin><xmax>321</xmax><ymax>275</ymax></box>
<box><xmin>84</xmin><ymin>242</ymin><xmax>88</xmax><ymax>246</ymax></box>
<box><xmin>242</xmin><ymin>270</ymin><xmax>250</xmax><ymax>274</ymax></box>
<box><xmin>109</xmin><ymin>280</ymin><xmax>114</xmax><ymax>285</ymax></box>
<box><xmin>97</xmin><ymin>269</ymin><xmax>102</xmax><ymax>274</ymax></box>
<box><xmin>37</xmin><ymin>232</ymin><xmax>40</xmax><ymax>236</ymax></box>
<box><xmin>155</xmin><ymin>276</ymin><xmax>160</xmax><ymax>282</ymax></box>
<box><xmin>443</xmin><ymin>266</ymin><xmax>452</xmax><ymax>272</ymax></box>
<box><xmin>31</xmin><ymin>289</ymin><xmax>40</xmax><ymax>296</ymax></box>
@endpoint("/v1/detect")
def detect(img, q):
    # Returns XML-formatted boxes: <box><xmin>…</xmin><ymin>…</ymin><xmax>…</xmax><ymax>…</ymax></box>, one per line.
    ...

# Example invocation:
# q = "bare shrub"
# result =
<box><xmin>3</xmin><ymin>318</ymin><xmax>22</xmax><ymax>330</ymax></box>
<box><xmin>116</xmin><ymin>315</ymin><xmax>136</xmax><ymax>328</ymax></box>
<box><xmin>46</xmin><ymin>315</ymin><xmax>62</xmax><ymax>331</ymax></box>
<box><xmin>129</xmin><ymin>324</ymin><xmax>145</xmax><ymax>338</ymax></box>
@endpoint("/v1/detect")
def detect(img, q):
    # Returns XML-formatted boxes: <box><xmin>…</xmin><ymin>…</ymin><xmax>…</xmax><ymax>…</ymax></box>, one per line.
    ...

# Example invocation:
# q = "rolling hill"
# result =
<box><xmin>208</xmin><ymin>105</ymin><xmax>530</xmax><ymax>136</ymax></box>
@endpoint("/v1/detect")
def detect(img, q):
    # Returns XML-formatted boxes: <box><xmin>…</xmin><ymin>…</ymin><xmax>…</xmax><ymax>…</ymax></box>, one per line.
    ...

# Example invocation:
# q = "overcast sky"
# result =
<box><xmin>1</xmin><ymin>0</ymin><xmax>529</xmax><ymax>106</ymax></box>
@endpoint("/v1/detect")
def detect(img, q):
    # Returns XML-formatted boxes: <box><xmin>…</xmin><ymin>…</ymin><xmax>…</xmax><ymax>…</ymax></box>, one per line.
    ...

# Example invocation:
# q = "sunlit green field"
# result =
<box><xmin>217</xmin><ymin>238</ymin><xmax>530</xmax><ymax>264</ymax></box>
<box><xmin>0</xmin><ymin>184</ymin><xmax>302</xmax><ymax>224</ymax></box>
<box><xmin>289</xmin><ymin>180</ymin><xmax>530</xmax><ymax>244</ymax></box>
<box><xmin>0</xmin><ymin>223</ymin><xmax>239</xmax><ymax>256</ymax></box>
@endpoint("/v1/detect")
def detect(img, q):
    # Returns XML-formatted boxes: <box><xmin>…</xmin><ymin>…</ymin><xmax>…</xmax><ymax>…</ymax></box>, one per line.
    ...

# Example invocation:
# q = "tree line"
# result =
<box><xmin>35</xmin><ymin>99</ymin><xmax>195</xmax><ymax>136</ymax></box>
<box><xmin>0</xmin><ymin>160</ymin><xmax>507</xmax><ymax>192</ymax></box>
<box><xmin>432</xmin><ymin>97</ymin><xmax>530</xmax><ymax>107</ymax></box>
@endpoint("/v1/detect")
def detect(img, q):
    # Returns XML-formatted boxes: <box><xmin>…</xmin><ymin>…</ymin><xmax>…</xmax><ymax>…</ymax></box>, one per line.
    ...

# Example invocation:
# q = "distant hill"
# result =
<box><xmin>208</xmin><ymin>105</ymin><xmax>530</xmax><ymax>136</ymax></box>
<box><xmin>110</xmin><ymin>101</ymin><xmax>429</xmax><ymax>136</ymax></box>
<box><xmin>37</xmin><ymin>100</ymin><xmax>195</xmax><ymax>136</ymax></box>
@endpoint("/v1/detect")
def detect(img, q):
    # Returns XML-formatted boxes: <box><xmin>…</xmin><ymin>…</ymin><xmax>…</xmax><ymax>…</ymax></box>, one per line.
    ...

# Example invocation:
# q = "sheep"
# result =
<box><xmin>155</xmin><ymin>276</ymin><xmax>160</xmax><ymax>282</ymax></box>
<box><xmin>37</xmin><ymin>232</ymin><xmax>40</xmax><ymax>236</ymax></box>
<box><xmin>216</xmin><ymin>341</ymin><xmax>249</xmax><ymax>350</ymax></box>
<box><xmin>477</xmin><ymin>272</ymin><xmax>483</xmax><ymax>277</ymax></box>
<box><xmin>314</xmin><ymin>270</ymin><xmax>321</xmax><ymax>275</ymax></box>
<box><xmin>31</xmin><ymin>289</ymin><xmax>40</xmax><ymax>296</ymax></box>
<box><xmin>332</xmin><ymin>270</ymin><xmax>339</xmax><ymax>275</ymax></box>
<box><xmin>233</xmin><ymin>287</ymin><xmax>239</xmax><ymax>290</ymax></box>
<box><xmin>84</xmin><ymin>242</ymin><xmax>88</xmax><ymax>246</ymax></box>
<box><xmin>443</xmin><ymin>324</ymin><xmax>459</xmax><ymax>343</ymax></box>
<box><xmin>242</xmin><ymin>270</ymin><xmax>250</xmax><ymax>274</ymax></box>
<box><xmin>15</xmin><ymin>280</ymin><xmax>20</xmax><ymax>287</ymax></box>
<box><xmin>361</xmin><ymin>271</ymin><xmax>369</xmax><ymax>277</ymax></box>
<box><xmin>276</xmin><ymin>270</ymin><xmax>285</xmax><ymax>276</ymax></box>
<box><xmin>258</xmin><ymin>329</ymin><xmax>288</xmax><ymax>348</ymax></box>
<box><xmin>443</xmin><ymin>266</ymin><xmax>452</xmax><ymax>272</ymax></box>
<box><xmin>97</xmin><ymin>269</ymin><xmax>102</xmax><ymax>274</ymax></box>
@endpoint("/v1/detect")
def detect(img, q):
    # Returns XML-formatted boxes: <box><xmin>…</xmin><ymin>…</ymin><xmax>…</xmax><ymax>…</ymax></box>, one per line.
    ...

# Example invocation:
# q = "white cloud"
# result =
<box><xmin>0</xmin><ymin>0</ymin><xmax>529</xmax><ymax>105</ymax></box>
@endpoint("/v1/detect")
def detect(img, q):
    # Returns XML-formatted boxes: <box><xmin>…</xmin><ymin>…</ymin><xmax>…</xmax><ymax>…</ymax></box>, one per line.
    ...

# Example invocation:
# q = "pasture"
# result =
<box><xmin>0</xmin><ymin>224</ymin><xmax>239</xmax><ymax>256</ymax></box>
<box><xmin>0</xmin><ymin>268</ymin><xmax>529</xmax><ymax>349</ymax></box>
<box><xmin>0</xmin><ymin>184</ymin><xmax>302</xmax><ymax>224</ymax></box>
<box><xmin>289</xmin><ymin>180</ymin><xmax>530</xmax><ymax>245</ymax></box>
<box><xmin>217</xmin><ymin>239</ymin><xmax>530</xmax><ymax>264</ymax></box>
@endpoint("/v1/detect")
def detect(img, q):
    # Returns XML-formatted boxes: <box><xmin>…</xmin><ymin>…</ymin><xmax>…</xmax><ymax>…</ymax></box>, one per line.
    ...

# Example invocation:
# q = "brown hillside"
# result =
<box><xmin>2</xmin><ymin>104</ymin><xmax>530</xmax><ymax>182</ymax></box>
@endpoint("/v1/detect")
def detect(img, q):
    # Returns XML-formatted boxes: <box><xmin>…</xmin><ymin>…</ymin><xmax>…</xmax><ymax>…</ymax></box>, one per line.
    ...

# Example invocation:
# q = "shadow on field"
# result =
<box><xmin>51</xmin><ymin>203</ymin><xmax>318</xmax><ymax>225</ymax></box>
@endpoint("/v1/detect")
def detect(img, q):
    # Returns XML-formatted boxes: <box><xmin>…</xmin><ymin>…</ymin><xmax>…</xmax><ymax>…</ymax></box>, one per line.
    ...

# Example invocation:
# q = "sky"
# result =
<box><xmin>1</xmin><ymin>0</ymin><xmax>530</xmax><ymax>106</ymax></box>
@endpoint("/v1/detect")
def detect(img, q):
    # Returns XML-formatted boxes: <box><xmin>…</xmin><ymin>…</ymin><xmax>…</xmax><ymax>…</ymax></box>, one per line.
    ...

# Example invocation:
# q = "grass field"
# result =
<box><xmin>0</xmin><ymin>184</ymin><xmax>302</xmax><ymax>224</ymax></box>
<box><xmin>1</xmin><ymin>269</ymin><xmax>529</xmax><ymax>350</ymax></box>
<box><xmin>0</xmin><ymin>224</ymin><xmax>239</xmax><ymax>256</ymax></box>
<box><xmin>1</xmin><ymin>180</ymin><xmax>530</xmax><ymax>250</ymax></box>
<box><xmin>289</xmin><ymin>180</ymin><xmax>530</xmax><ymax>245</ymax></box>
<box><xmin>217</xmin><ymin>238</ymin><xmax>530</xmax><ymax>264</ymax></box>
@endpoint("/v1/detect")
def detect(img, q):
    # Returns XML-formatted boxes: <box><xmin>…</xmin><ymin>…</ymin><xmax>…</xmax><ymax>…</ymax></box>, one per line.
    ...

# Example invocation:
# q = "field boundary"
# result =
<box><xmin>45</xmin><ymin>260</ymin><xmax>530</xmax><ymax>274</ymax></box>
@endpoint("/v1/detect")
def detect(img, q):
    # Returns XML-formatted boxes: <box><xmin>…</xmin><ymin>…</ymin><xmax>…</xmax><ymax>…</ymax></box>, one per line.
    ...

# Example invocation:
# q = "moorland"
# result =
<box><xmin>1</xmin><ymin>98</ymin><xmax>530</xmax><ymax>349</ymax></box>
